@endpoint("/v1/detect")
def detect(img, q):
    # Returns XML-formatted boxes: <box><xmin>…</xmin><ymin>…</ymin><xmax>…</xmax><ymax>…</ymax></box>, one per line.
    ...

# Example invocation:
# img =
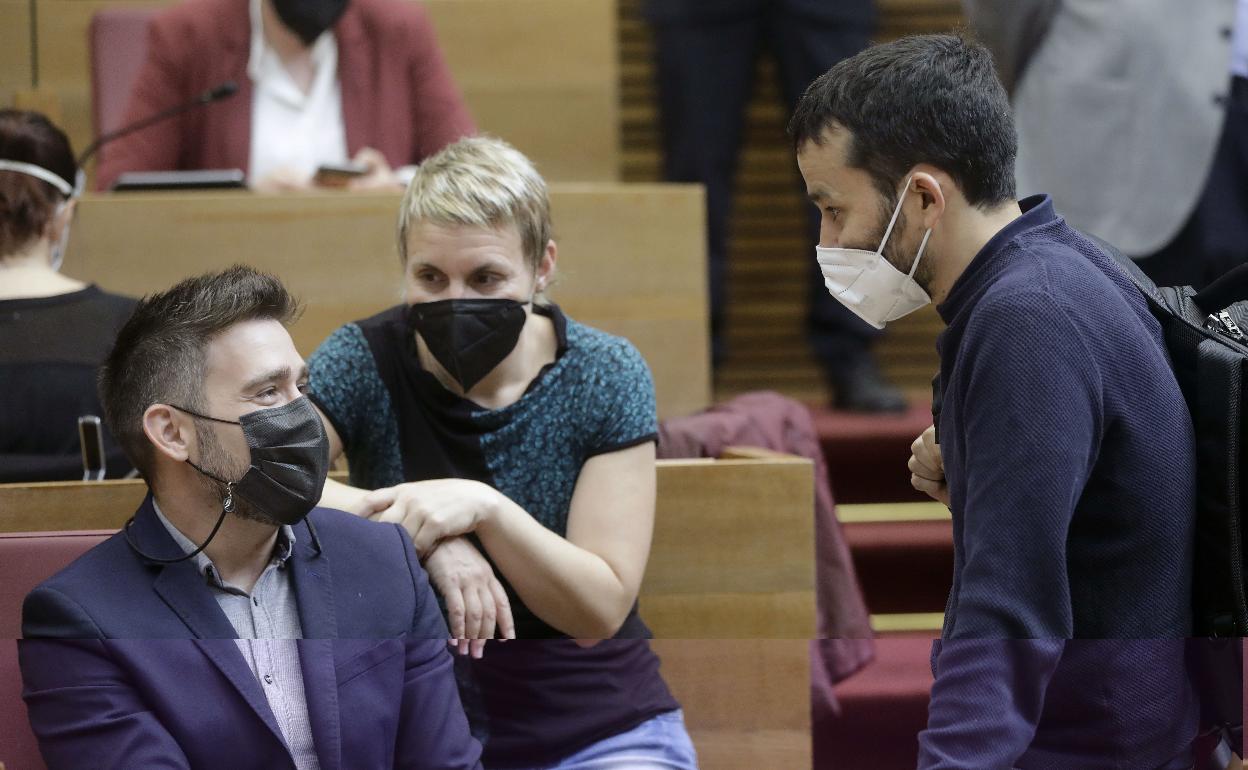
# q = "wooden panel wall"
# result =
<box><xmin>58</xmin><ymin>185</ymin><xmax>711</xmax><ymax>419</ymax></box>
<box><xmin>618</xmin><ymin>0</ymin><xmax>966</xmax><ymax>400</ymax></box>
<box><xmin>0</xmin><ymin>0</ymin><xmax>33</xmax><ymax>106</ymax></box>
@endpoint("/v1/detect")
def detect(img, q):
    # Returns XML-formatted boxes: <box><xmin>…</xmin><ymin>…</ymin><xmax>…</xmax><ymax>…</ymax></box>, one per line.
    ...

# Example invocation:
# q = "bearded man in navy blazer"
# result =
<box><xmin>19</xmin><ymin>266</ymin><xmax>482</xmax><ymax>770</ymax></box>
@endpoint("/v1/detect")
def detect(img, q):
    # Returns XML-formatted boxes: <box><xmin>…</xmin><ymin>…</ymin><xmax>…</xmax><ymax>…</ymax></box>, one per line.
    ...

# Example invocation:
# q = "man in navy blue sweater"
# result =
<box><xmin>789</xmin><ymin>34</ymin><xmax>1203</xmax><ymax>767</ymax></box>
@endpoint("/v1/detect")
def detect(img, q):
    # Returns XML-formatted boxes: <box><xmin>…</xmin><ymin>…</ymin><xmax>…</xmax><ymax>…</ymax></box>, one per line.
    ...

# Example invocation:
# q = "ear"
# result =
<box><xmin>535</xmin><ymin>239</ymin><xmax>557</xmax><ymax>292</ymax></box>
<box><xmin>142</xmin><ymin>403</ymin><xmax>194</xmax><ymax>466</ymax></box>
<box><xmin>909</xmin><ymin>170</ymin><xmax>947</xmax><ymax>230</ymax></box>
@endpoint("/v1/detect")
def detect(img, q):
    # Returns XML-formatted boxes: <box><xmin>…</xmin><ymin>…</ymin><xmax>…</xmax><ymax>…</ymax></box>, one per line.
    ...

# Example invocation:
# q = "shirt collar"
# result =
<box><xmin>936</xmin><ymin>194</ymin><xmax>1058</xmax><ymax>324</ymax></box>
<box><xmin>151</xmin><ymin>498</ymin><xmax>297</xmax><ymax>588</ymax></box>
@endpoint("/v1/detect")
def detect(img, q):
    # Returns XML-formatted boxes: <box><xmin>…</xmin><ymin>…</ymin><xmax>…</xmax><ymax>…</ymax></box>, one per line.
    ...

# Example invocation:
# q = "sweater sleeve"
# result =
<box><xmin>918</xmin><ymin>639</ymin><xmax>1065</xmax><ymax>768</ymax></box>
<box><xmin>946</xmin><ymin>292</ymin><xmax>1103</xmax><ymax>638</ymax></box>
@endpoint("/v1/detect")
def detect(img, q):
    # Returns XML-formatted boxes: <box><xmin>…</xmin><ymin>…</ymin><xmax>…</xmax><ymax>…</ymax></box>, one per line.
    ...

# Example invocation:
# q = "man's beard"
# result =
<box><xmin>852</xmin><ymin>197</ymin><xmax>936</xmax><ymax>295</ymax></box>
<box><xmin>193</xmin><ymin>422</ymin><xmax>282</xmax><ymax>527</ymax></box>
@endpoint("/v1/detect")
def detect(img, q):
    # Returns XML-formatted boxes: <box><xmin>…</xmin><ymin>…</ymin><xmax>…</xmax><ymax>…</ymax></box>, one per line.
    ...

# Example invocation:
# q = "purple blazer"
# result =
<box><xmin>19</xmin><ymin>638</ymin><xmax>483</xmax><ymax>770</ymax></box>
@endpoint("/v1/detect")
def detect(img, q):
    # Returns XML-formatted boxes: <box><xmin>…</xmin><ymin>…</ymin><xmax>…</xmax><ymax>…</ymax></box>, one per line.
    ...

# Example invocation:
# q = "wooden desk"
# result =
<box><xmin>61</xmin><ymin>184</ymin><xmax>711</xmax><ymax>419</ymax></box>
<box><xmin>26</xmin><ymin>0</ymin><xmax>619</xmax><ymax>182</ymax></box>
<box><xmin>652</xmin><ymin>639</ymin><xmax>812</xmax><ymax>770</ymax></box>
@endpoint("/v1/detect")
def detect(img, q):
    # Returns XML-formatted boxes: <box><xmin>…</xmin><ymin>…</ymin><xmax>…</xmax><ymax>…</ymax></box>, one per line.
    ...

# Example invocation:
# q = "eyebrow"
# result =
<box><xmin>241</xmin><ymin>365</ymin><xmax>307</xmax><ymax>394</ymax></box>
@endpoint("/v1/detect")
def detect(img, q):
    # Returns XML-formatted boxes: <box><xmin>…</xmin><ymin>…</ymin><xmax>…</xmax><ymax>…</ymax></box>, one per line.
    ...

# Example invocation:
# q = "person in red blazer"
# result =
<box><xmin>95</xmin><ymin>0</ymin><xmax>475</xmax><ymax>191</ymax></box>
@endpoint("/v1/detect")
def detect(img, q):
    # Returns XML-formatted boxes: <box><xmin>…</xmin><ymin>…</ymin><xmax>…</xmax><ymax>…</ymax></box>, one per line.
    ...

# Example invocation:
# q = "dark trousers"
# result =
<box><xmin>1136</xmin><ymin>76</ymin><xmax>1248</xmax><ymax>290</ymax></box>
<box><xmin>650</xmin><ymin>9</ymin><xmax>878</xmax><ymax>370</ymax></box>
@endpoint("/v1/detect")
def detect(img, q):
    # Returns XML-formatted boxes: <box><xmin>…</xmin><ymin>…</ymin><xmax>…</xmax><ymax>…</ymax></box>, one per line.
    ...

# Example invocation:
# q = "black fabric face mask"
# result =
<box><xmin>179</xmin><ymin>396</ymin><xmax>330</xmax><ymax>527</ymax></box>
<box><xmin>270</xmin><ymin>0</ymin><xmax>349</xmax><ymax>44</ymax></box>
<box><xmin>406</xmin><ymin>298</ymin><xmax>529</xmax><ymax>392</ymax></box>
<box><xmin>124</xmin><ymin>397</ymin><xmax>329</xmax><ymax>564</ymax></box>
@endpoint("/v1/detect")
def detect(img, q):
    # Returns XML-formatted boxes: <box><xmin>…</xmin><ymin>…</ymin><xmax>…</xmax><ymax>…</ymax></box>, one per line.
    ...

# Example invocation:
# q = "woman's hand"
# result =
<box><xmin>423</xmin><ymin>536</ymin><xmax>516</xmax><ymax>659</ymax></box>
<box><xmin>363</xmin><ymin>479</ymin><xmax>500</xmax><ymax>557</ymax></box>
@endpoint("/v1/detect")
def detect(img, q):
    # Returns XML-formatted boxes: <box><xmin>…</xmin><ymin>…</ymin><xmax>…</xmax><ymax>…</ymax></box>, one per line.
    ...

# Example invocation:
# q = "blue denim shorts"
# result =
<box><xmin>527</xmin><ymin>709</ymin><xmax>699</xmax><ymax>770</ymax></box>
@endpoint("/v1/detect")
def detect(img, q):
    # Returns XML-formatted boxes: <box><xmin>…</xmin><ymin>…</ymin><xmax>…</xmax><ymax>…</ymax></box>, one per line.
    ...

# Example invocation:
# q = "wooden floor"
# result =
<box><xmin>617</xmin><ymin>0</ymin><xmax>965</xmax><ymax>403</ymax></box>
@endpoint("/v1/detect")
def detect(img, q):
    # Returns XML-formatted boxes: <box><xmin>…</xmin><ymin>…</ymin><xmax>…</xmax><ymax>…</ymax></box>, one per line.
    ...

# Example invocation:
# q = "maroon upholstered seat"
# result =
<box><xmin>0</xmin><ymin>638</ymin><xmax>44</xmax><ymax>770</ymax></box>
<box><xmin>0</xmin><ymin>531</ymin><xmax>111</xmax><ymax>770</ymax></box>
<box><xmin>0</xmin><ymin>530</ymin><xmax>112</xmax><ymax>639</ymax></box>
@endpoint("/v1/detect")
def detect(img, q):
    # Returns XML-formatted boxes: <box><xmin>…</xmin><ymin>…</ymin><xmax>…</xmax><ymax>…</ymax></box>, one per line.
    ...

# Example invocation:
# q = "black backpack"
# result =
<box><xmin>1093</xmin><ymin>241</ymin><xmax>1246</xmax><ymax>767</ymax></box>
<box><xmin>1096</xmin><ymin>239</ymin><xmax>1248</xmax><ymax>638</ymax></box>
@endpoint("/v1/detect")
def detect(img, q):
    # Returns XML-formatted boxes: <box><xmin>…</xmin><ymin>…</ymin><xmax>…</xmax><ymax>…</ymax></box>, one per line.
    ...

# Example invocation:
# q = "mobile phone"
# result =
<box><xmin>78</xmin><ymin>415</ymin><xmax>106</xmax><ymax>481</ymax></box>
<box><xmin>313</xmin><ymin>162</ymin><xmax>370</xmax><ymax>187</ymax></box>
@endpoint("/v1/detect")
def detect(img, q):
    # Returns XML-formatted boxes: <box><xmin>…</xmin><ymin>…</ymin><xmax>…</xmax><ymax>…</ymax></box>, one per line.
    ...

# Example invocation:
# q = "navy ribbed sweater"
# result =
<box><xmin>919</xmin><ymin>639</ymin><xmax>1199</xmax><ymax>769</ymax></box>
<box><xmin>920</xmin><ymin>196</ymin><xmax>1200</xmax><ymax>767</ymax></box>
<box><xmin>934</xmin><ymin>196</ymin><xmax>1195</xmax><ymax>639</ymax></box>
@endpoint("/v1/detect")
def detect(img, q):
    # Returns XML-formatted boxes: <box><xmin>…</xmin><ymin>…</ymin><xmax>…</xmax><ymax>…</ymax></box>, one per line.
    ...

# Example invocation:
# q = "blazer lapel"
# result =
<box><xmin>129</xmin><ymin>496</ymin><xmax>238</xmax><ymax>639</ymax></box>
<box><xmin>298</xmin><ymin>640</ymin><xmax>342</xmax><ymax>770</ymax></box>
<box><xmin>290</xmin><ymin>516</ymin><xmax>338</xmax><ymax>638</ymax></box>
<box><xmin>213</xmin><ymin>0</ymin><xmax>254</xmax><ymax>173</ymax></box>
<box><xmin>195</xmin><ymin>639</ymin><xmax>290</xmax><ymax>749</ymax></box>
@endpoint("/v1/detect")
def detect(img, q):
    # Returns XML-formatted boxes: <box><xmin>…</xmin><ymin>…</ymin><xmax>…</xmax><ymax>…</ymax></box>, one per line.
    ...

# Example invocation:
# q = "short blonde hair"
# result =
<box><xmin>397</xmin><ymin>136</ymin><xmax>552</xmax><ymax>272</ymax></box>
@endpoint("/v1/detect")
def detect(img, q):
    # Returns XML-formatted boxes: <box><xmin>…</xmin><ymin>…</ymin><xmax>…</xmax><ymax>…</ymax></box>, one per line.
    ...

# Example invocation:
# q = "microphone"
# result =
<box><xmin>77</xmin><ymin>81</ymin><xmax>239</xmax><ymax>167</ymax></box>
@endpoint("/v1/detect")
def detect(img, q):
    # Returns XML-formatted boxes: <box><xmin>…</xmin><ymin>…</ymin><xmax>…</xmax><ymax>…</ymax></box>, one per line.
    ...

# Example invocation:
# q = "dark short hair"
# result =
<box><xmin>99</xmin><ymin>265</ymin><xmax>301</xmax><ymax>480</ymax></box>
<box><xmin>0</xmin><ymin>110</ymin><xmax>78</xmax><ymax>258</ymax></box>
<box><xmin>788</xmin><ymin>33</ymin><xmax>1017</xmax><ymax>208</ymax></box>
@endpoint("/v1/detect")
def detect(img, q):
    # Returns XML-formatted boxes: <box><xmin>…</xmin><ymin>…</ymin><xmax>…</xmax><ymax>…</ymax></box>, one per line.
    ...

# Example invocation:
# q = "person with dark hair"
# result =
<box><xmin>791</xmin><ymin>34</ymin><xmax>1201</xmax><ymax>765</ymax></box>
<box><xmin>95</xmin><ymin>0</ymin><xmax>475</xmax><ymax>192</ymax></box>
<box><xmin>20</xmin><ymin>265</ymin><xmax>482</xmax><ymax>769</ymax></box>
<box><xmin>643</xmin><ymin>0</ymin><xmax>907</xmax><ymax>412</ymax></box>
<box><xmin>0</xmin><ymin>109</ymin><xmax>136</xmax><ymax>482</ymax></box>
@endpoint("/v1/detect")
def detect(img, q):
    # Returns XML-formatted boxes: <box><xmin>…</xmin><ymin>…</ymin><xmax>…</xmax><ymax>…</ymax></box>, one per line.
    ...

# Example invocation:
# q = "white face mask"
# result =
<box><xmin>815</xmin><ymin>176</ymin><xmax>934</xmax><ymax>330</ymax></box>
<box><xmin>0</xmin><ymin>160</ymin><xmax>80</xmax><ymax>272</ymax></box>
<box><xmin>49</xmin><ymin>201</ymin><xmax>72</xmax><ymax>272</ymax></box>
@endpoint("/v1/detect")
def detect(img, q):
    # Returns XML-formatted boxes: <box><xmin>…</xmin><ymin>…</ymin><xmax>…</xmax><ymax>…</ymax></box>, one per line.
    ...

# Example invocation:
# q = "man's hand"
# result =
<box><xmin>908</xmin><ymin>424</ymin><xmax>950</xmax><ymax>506</ymax></box>
<box><xmin>364</xmin><ymin>479</ymin><xmax>500</xmax><ymax>557</ymax></box>
<box><xmin>423</xmin><ymin>537</ymin><xmax>516</xmax><ymax>659</ymax></box>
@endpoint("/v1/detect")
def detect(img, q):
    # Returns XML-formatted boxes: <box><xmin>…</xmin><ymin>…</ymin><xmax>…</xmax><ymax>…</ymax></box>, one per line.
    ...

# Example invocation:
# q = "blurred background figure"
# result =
<box><xmin>965</xmin><ymin>0</ymin><xmax>1247</xmax><ymax>288</ymax></box>
<box><xmin>0</xmin><ymin>110</ymin><xmax>135</xmax><ymax>482</ymax></box>
<box><xmin>95</xmin><ymin>0</ymin><xmax>475</xmax><ymax>192</ymax></box>
<box><xmin>643</xmin><ymin>0</ymin><xmax>907</xmax><ymax>413</ymax></box>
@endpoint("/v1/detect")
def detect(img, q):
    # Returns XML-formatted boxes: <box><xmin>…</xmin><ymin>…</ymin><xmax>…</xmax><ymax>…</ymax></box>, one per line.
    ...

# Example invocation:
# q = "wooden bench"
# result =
<box><xmin>60</xmin><ymin>184</ymin><xmax>711</xmax><ymax>420</ymax></box>
<box><xmin>0</xmin><ymin>455</ymin><xmax>816</xmax><ymax>769</ymax></box>
<box><xmin>20</xmin><ymin>0</ymin><xmax>620</xmax><ymax>182</ymax></box>
<box><xmin>653</xmin><ymin>639</ymin><xmax>811</xmax><ymax>770</ymax></box>
<box><xmin>0</xmin><ymin>456</ymin><xmax>815</xmax><ymax>637</ymax></box>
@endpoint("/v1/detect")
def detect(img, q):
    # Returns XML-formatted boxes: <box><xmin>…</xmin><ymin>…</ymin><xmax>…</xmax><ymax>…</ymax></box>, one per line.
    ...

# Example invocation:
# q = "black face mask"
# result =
<box><xmin>125</xmin><ymin>397</ymin><xmax>330</xmax><ymax>564</ymax></box>
<box><xmin>270</xmin><ymin>0</ymin><xmax>349</xmax><ymax>44</ymax></box>
<box><xmin>406</xmin><ymin>299</ymin><xmax>529</xmax><ymax>392</ymax></box>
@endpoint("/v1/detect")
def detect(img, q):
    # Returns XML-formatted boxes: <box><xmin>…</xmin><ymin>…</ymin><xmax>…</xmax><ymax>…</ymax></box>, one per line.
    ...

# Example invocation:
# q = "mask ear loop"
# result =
<box><xmin>881</xmin><ymin>208</ymin><xmax>934</xmax><ymax>321</ymax></box>
<box><xmin>123</xmin><ymin>502</ymin><xmax>231</xmax><ymax>564</ymax></box>
<box><xmin>876</xmin><ymin>175</ymin><xmax>914</xmax><ymax>255</ymax></box>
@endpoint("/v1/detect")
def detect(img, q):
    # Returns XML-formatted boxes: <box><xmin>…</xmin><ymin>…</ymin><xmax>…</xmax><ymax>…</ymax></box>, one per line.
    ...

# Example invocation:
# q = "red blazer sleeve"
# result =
<box><xmin>94</xmin><ymin>13</ymin><xmax>191</xmax><ymax>190</ymax></box>
<box><xmin>403</xmin><ymin>3</ymin><xmax>475</xmax><ymax>161</ymax></box>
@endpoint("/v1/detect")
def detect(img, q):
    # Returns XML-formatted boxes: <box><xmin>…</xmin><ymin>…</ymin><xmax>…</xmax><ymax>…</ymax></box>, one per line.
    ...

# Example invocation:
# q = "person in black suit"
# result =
<box><xmin>643</xmin><ymin>0</ymin><xmax>905</xmax><ymax>412</ymax></box>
